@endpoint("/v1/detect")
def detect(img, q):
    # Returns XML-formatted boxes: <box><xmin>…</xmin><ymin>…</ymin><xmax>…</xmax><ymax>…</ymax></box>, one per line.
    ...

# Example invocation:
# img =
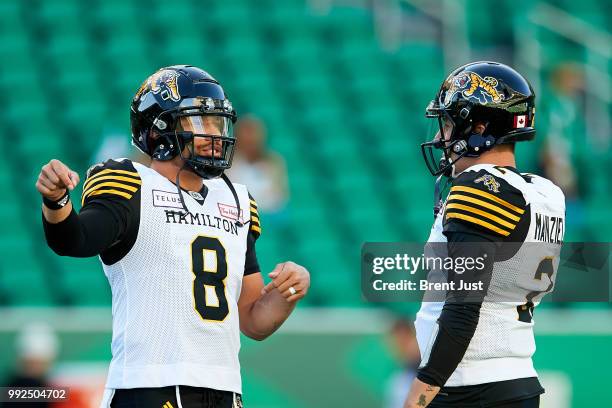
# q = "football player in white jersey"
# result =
<box><xmin>37</xmin><ymin>65</ymin><xmax>310</xmax><ymax>407</ymax></box>
<box><xmin>402</xmin><ymin>62</ymin><xmax>565</xmax><ymax>408</ymax></box>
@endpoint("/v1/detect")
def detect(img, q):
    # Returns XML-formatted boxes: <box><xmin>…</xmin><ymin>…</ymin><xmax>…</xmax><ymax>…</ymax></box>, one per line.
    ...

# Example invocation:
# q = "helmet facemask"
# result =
<box><xmin>421</xmin><ymin>104</ymin><xmax>470</xmax><ymax>177</ymax></box>
<box><xmin>176</xmin><ymin>115</ymin><xmax>235</xmax><ymax>179</ymax></box>
<box><xmin>422</xmin><ymin>98</ymin><xmax>503</xmax><ymax>177</ymax></box>
<box><xmin>150</xmin><ymin>97</ymin><xmax>237</xmax><ymax>179</ymax></box>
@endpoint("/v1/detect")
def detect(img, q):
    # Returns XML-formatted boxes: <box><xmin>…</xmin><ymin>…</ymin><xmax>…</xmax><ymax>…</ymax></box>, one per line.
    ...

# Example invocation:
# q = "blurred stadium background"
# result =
<box><xmin>0</xmin><ymin>0</ymin><xmax>610</xmax><ymax>406</ymax></box>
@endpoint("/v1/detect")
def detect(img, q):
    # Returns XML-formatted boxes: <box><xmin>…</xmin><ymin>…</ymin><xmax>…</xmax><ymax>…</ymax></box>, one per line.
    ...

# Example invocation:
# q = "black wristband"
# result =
<box><xmin>43</xmin><ymin>190</ymin><xmax>70</xmax><ymax>210</ymax></box>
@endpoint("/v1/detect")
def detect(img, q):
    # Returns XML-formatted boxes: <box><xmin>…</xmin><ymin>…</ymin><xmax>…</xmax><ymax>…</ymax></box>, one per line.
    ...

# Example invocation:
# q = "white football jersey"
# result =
<box><xmin>82</xmin><ymin>159</ymin><xmax>259</xmax><ymax>394</ymax></box>
<box><xmin>415</xmin><ymin>164</ymin><xmax>565</xmax><ymax>386</ymax></box>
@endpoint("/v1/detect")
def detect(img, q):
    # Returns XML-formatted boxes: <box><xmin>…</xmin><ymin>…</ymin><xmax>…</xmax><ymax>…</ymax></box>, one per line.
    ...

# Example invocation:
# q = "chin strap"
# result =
<box><xmin>174</xmin><ymin>164</ymin><xmax>247</xmax><ymax>229</ymax></box>
<box><xmin>175</xmin><ymin>164</ymin><xmax>191</xmax><ymax>214</ymax></box>
<box><xmin>433</xmin><ymin>173</ymin><xmax>451</xmax><ymax>219</ymax></box>
<box><xmin>221</xmin><ymin>173</ymin><xmax>247</xmax><ymax>228</ymax></box>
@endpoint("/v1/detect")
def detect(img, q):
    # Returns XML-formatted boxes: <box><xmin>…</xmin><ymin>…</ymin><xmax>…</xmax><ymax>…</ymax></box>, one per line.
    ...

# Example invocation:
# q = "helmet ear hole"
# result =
<box><xmin>151</xmin><ymin>134</ymin><xmax>178</xmax><ymax>161</ymax></box>
<box><xmin>466</xmin><ymin>133</ymin><xmax>496</xmax><ymax>155</ymax></box>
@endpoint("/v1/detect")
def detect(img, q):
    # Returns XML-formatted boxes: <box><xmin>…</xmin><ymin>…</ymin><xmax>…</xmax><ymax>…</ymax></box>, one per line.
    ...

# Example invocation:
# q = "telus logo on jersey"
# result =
<box><xmin>152</xmin><ymin>190</ymin><xmax>184</xmax><ymax>209</ymax></box>
<box><xmin>534</xmin><ymin>213</ymin><xmax>564</xmax><ymax>244</ymax></box>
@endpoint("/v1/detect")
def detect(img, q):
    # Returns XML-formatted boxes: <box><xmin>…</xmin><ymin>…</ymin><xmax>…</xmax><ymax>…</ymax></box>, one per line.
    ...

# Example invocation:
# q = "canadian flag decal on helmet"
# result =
<box><xmin>514</xmin><ymin>115</ymin><xmax>527</xmax><ymax>128</ymax></box>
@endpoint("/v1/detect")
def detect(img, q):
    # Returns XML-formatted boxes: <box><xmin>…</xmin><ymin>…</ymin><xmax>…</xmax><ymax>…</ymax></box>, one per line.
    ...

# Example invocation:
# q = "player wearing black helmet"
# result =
<box><xmin>37</xmin><ymin>65</ymin><xmax>310</xmax><ymax>408</ymax></box>
<box><xmin>403</xmin><ymin>62</ymin><xmax>565</xmax><ymax>408</ymax></box>
<box><xmin>421</xmin><ymin>61</ymin><xmax>536</xmax><ymax>178</ymax></box>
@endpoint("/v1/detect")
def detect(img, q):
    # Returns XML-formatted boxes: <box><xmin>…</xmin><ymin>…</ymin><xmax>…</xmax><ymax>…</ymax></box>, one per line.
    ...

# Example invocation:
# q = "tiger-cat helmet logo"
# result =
<box><xmin>134</xmin><ymin>69</ymin><xmax>181</xmax><ymax>102</ymax></box>
<box><xmin>444</xmin><ymin>71</ymin><xmax>504</xmax><ymax>106</ymax></box>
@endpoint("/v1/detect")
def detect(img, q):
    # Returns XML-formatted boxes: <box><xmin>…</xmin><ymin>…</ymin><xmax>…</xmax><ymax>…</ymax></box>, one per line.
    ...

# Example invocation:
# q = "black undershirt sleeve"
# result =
<box><xmin>244</xmin><ymin>192</ymin><xmax>261</xmax><ymax>276</ymax></box>
<box><xmin>42</xmin><ymin>199</ymin><xmax>126</xmax><ymax>258</ymax></box>
<box><xmin>244</xmin><ymin>232</ymin><xmax>260</xmax><ymax>275</ymax></box>
<box><xmin>43</xmin><ymin>158</ymin><xmax>142</xmax><ymax>263</ymax></box>
<box><xmin>416</xmin><ymin>231</ymin><xmax>496</xmax><ymax>387</ymax></box>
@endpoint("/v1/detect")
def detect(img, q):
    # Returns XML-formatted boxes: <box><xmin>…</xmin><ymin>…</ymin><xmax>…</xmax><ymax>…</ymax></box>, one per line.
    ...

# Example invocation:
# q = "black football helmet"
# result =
<box><xmin>421</xmin><ymin>61</ymin><xmax>536</xmax><ymax>176</ymax></box>
<box><xmin>131</xmin><ymin>65</ymin><xmax>238</xmax><ymax>179</ymax></box>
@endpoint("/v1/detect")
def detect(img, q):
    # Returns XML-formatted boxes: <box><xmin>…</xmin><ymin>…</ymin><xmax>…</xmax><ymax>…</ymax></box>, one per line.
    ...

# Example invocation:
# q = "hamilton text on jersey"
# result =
<box><xmin>164</xmin><ymin>209</ymin><xmax>240</xmax><ymax>236</ymax></box>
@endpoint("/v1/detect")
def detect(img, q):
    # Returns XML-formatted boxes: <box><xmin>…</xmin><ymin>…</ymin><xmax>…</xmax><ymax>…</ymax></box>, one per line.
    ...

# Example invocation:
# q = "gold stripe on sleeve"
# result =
<box><xmin>447</xmin><ymin>194</ymin><xmax>522</xmax><ymax>222</ymax></box>
<box><xmin>83</xmin><ymin>169</ymin><xmax>140</xmax><ymax>189</ymax></box>
<box><xmin>450</xmin><ymin>186</ymin><xmax>524</xmax><ymax>214</ymax></box>
<box><xmin>83</xmin><ymin>189</ymin><xmax>132</xmax><ymax>203</ymax></box>
<box><xmin>82</xmin><ymin>181</ymin><xmax>140</xmax><ymax>200</ymax></box>
<box><xmin>83</xmin><ymin>174</ymin><xmax>142</xmax><ymax>191</ymax></box>
<box><xmin>445</xmin><ymin>212</ymin><xmax>510</xmax><ymax>236</ymax></box>
<box><xmin>445</xmin><ymin>203</ymin><xmax>517</xmax><ymax>230</ymax></box>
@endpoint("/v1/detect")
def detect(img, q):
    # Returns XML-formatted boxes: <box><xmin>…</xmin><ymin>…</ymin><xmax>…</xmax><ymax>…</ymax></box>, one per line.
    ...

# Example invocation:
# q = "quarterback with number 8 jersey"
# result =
<box><xmin>37</xmin><ymin>65</ymin><xmax>310</xmax><ymax>408</ymax></box>
<box><xmin>403</xmin><ymin>62</ymin><xmax>565</xmax><ymax>408</ymax></box>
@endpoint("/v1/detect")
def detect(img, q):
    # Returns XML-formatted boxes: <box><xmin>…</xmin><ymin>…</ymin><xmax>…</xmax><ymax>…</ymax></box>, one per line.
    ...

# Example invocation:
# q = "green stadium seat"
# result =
<box><xmin>33</xmin><ymin>0</ymin><xmax>81</xmax><ymax>21</ymax></box>
<box><xmin>205</xmin><ymin>0</ymin><xmax>251</xmax><ymax>26</ymax></box>
<box><xmin>89</xmin><ymin>0</ymin><xmax>139</xmax><ymax>27</ymax></box>
<box><xmin>0</xmin><ymin>228</ymin><xmax>53</xmax><ymax>305</ymax></box>
<box><xmin>148</xmin><ymin>0</ymin><xmax>196</xmax><ymax>26</ymax></box>
<box><xmin>0</xmin><ymin>0</ymin><xmax>19</xmax><ymax>16</ymax></box>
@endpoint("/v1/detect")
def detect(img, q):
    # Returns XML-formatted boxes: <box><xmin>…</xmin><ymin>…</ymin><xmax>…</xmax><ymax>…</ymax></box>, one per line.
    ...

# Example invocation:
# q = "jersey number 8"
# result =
<box><xmin>191</xmin><ymin>236</ymin><xmax>229</xmax><ymax>322</ymax></box>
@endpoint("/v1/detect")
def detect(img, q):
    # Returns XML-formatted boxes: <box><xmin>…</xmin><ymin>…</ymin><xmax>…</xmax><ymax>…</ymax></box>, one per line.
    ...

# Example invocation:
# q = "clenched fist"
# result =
<box><xmin>261</xmin><ymin>261</ymin><xmax>310</xmax><ymax>302</ymax></box>
<box><xmin>36</xmin><ymin>159</ymin><xmax>80</xmax><ymax>201</ymax></box>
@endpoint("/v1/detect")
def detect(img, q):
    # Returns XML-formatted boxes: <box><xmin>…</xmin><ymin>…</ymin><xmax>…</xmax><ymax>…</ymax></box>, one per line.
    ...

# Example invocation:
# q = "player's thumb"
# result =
<box><xmin>268</xmin><ymin>262</ymin><xmax>285</xmax><ymax>279</ymax></box>
<box><xmin>69</xmin><ymin>171</ymin><xmax>80</xmax><ymax>188</ymax></box>
<box><xmin>261</xmin><ymin>281</ymin><xmax>276</xmax><ymax>295</ymax></box>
